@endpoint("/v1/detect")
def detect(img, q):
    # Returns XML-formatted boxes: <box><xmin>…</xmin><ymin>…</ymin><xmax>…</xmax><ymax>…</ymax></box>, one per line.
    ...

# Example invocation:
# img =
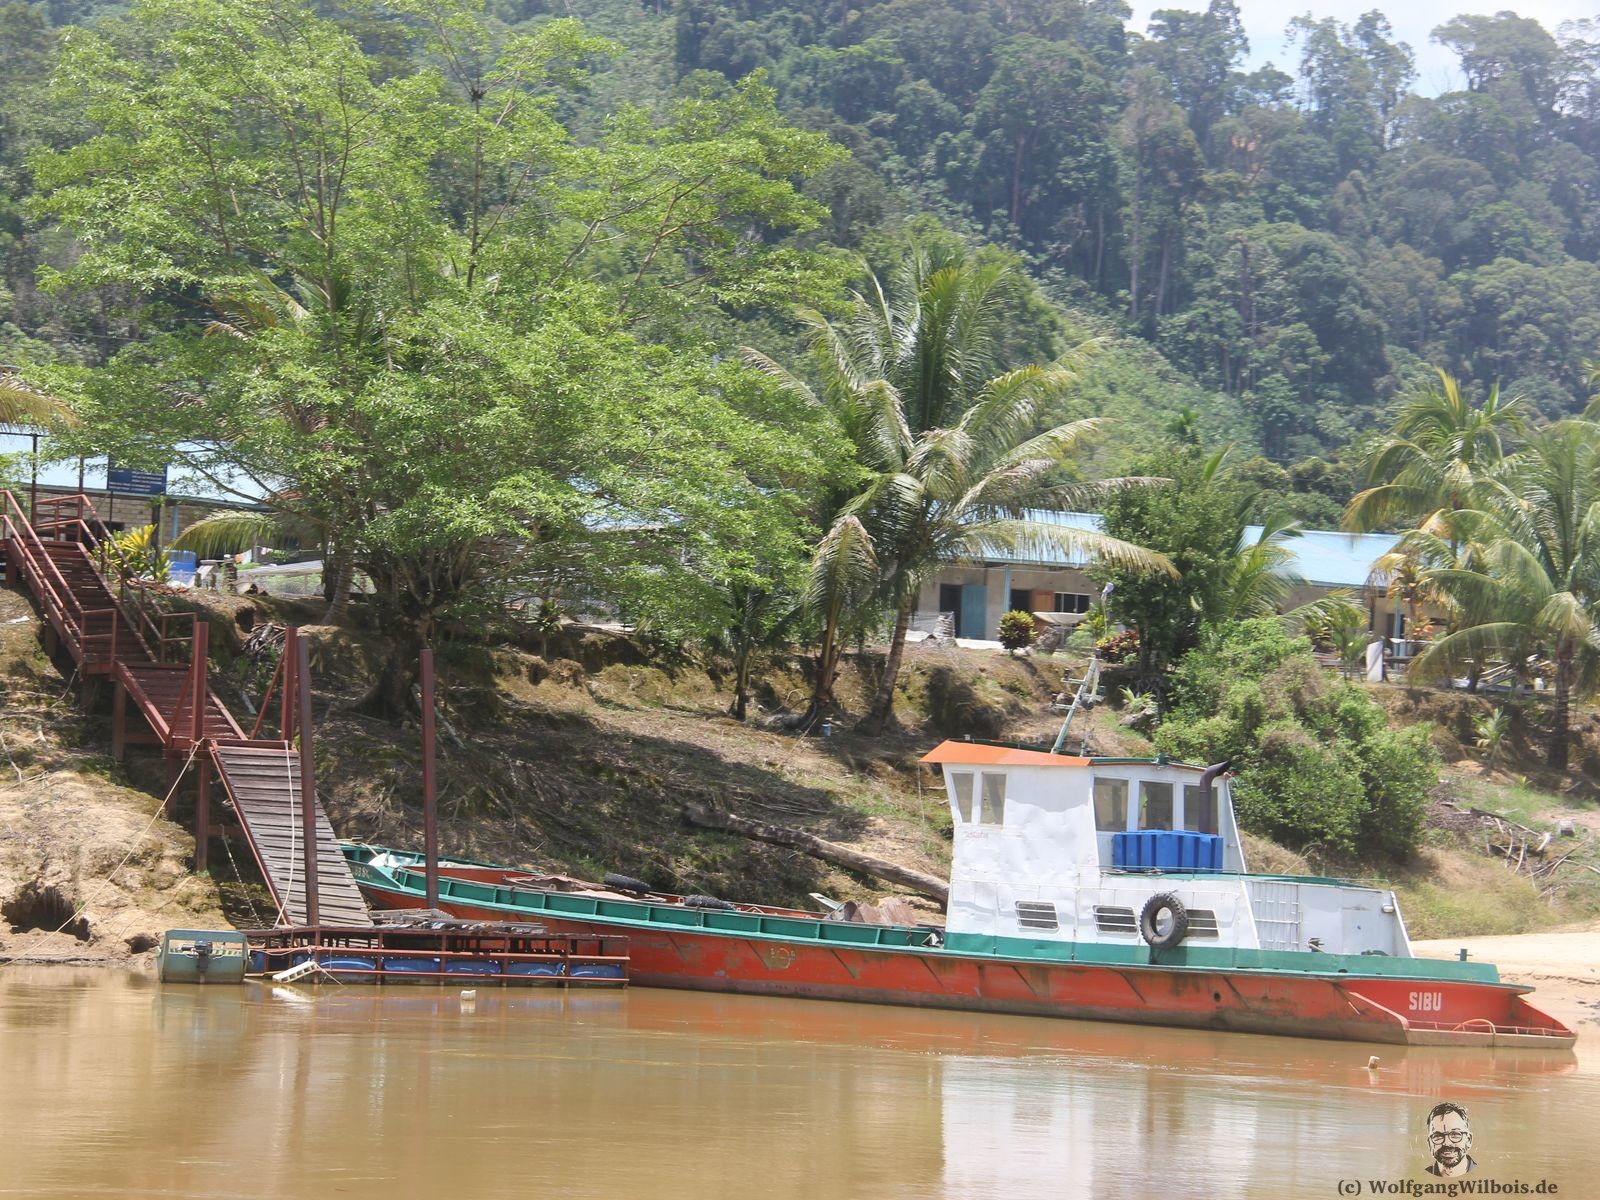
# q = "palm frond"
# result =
<box><xmin>171</xmin><ymin>512</ymin><xmax>282</xmax><ymax>558</ymax></box>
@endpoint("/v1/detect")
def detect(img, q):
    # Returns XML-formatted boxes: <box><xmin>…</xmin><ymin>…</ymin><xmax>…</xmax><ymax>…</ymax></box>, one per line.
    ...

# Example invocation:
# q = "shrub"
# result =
<box><xmin>1155</xmin><ymin>619</ymin><xmax>1439</xmax><ymax>860</ymax></box>
<box><xmin>1095</xmin><ymin>628</ymin><xmax>1139</xmax><ymax>663</ymax></box>
<box><xmin>103</xmin><ymin>524</ymin><xmax>166</xmax><ymax>582</ymax></box>
<box><xmin>997</xmin><ymin>610</ymin><xmax>1036</xmax><ymax>654</ymax></box>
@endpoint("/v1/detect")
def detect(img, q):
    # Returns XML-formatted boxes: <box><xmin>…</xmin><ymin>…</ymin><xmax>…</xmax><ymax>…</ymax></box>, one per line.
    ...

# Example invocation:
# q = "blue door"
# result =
<box><xmin>959</xmin><ymin>584</ymin><xmax>987</xmax><ymax>639</ymax></box>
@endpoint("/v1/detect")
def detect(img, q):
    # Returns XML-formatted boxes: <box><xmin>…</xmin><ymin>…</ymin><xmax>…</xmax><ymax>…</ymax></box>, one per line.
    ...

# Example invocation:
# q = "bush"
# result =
<box><xmin>1155</xmin><ymin>619</ymin><xmax>1439</xmax><ymax>860</ymax></box>
<box><xmin>997</xmin><ymin>610</ymin><xmax>1036</xmax><ymax>654</ymax></box>
<box><xmin>1095</xmin><ymin>628</ymin><xmax>1139</xmax><ymax>663</ymax></box>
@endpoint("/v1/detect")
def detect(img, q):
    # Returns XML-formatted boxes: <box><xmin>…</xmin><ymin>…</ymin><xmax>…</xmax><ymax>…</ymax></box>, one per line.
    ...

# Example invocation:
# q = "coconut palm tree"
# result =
<box><xmin>1408</xmin><ymin>421</ymin><xmax>1600</xmax><ymax>768</ymax></box>
<box><xmin>808</xmin><ymin>371</ymin><xmax>1172</xmax><ymax>731</ymax></box>
<box><xmin>0</xmin><ymin>375</ymin><xmax>72</xmax><ymax>431</ymax></box>
<box><xmin>750</xmin><ymin>242</ymin><xmax>1171</xmax><ymax>731</ymax></box>
<box><xmin>1345</xmin><ymin>369</ymin><xmax>1522</xmax><ymax>533</ymax></box>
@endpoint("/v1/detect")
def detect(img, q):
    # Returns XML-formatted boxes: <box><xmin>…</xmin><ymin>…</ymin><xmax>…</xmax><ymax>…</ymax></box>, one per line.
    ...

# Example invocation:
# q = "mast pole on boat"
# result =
<box><xmin>420</xmin><ymin>646</ymin><xmax>440</xmax><ymax>912</ymax></box>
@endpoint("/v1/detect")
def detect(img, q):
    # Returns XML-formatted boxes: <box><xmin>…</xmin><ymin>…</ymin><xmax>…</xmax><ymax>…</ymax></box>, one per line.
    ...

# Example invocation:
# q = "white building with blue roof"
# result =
<box><xmin>919</xmin><ymin>511</ymin><xmax>1407</xmax><ymax>645</ymax></box>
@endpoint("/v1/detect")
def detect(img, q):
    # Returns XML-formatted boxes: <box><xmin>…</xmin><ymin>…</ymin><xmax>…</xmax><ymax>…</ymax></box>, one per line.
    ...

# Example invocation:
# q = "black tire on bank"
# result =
<box><xmin>1139</xmin><ymin>892</ymin><xmax>1189</xmax><ymax>951</ymax></box>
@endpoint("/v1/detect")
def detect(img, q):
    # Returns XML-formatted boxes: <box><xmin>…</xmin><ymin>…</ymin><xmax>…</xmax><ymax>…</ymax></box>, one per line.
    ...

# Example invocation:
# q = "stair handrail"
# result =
<box><xmin>1</xmin><ymin>489</ymin><xmax>92</xmax><ymax>634</ymax></box>
<box><xmin>35</xmin><ymin>492</ymin><xmax>163</xmax><ymax>661</ymax></box>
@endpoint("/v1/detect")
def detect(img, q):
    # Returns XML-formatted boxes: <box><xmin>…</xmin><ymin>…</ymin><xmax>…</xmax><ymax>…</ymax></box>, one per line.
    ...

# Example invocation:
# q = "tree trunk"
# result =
<box><xmin>858</xmin><ymin>595</ymin><xmax>915</xmax><ymax>735</ymax></box>
<box><xmin>1127</xmin><ymin>169</ymin><xmax>1142</xmax><ymax>321</ymax></box>
<box><xmin>1009</xmin><ymin>131</ymin><xmax>1027</xmax><ymax>227</ymax></box>
<box><xmin>1549</xmin><ymin>642</ymin><xmax>1573</xmax><ymax>770</ymax></box>
<box><xmin>683</xmin><ymin>802</ymin><xmax>948</xmax><ymax>905</ymax></box>
<box><xmin>731</xmin><ymin>643</ymin><xmax>752</xmax><ymax>722</ymax></box>
<box><xmin>321</xmin><ymin>552</ymin><xmax>354</xmax><ymax>625</ymax></box>
<box><xmin>356</xmin><ymin>628</ymin><xmax>422</xmax><ymax>719</ymax></box>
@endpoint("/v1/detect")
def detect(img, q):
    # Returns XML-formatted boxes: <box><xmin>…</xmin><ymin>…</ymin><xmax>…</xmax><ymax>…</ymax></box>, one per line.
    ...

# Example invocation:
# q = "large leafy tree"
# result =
<box><xmin>1094</xmin><ymin>445</ymin><xmax>1299</xmax><ymax>681</ymax></box>
<box><xmin>28</xmin><ymin>0</ymin><xmax>843</xmax><ymax>714</ymax></box>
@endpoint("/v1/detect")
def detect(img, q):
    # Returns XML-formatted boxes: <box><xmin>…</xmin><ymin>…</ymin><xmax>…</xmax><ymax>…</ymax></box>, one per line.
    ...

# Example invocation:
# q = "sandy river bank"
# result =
<box><xmin>1415</xmin><ymin>926</ymin><xmax>1600</xmax><ymax>1051</ymax></box>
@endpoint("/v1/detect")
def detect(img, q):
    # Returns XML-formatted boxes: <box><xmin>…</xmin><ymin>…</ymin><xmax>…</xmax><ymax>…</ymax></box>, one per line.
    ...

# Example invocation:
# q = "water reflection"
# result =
<box><xmin>0</xmin><ymin>967</ymin><xmax>1588</xmax><ymax>1200</ymax></box>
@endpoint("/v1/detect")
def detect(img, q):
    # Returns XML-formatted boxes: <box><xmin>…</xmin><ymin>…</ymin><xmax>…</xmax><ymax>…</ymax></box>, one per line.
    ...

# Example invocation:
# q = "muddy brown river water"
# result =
<box><xmin>0</xmin><ymin>965</ymin><xmax>1592</xmax><ymax>1199</ymax></box>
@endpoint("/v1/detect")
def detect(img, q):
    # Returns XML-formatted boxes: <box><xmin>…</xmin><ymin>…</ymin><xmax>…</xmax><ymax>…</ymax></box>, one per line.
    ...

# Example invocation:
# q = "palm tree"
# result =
<box><xmin>1345</xmin><ymin>369</ymin><xmax>1522</xmax><ymax>533</ymax></box>
<box><xmin>804</xmin><ymin>516</ymin><xmax>880</xmax><ymax>719</ymax></box>
<box><xmin>1408</xmin><ymin>421</ymin><xmax>1600</xmax><ymax>768</ymax></box>
<box><xmin>849</xmin><ymin>399</ymin><xmax>1171</xmax><ymax>731</ymax></box>
<box><xmin>751</xmin><ymin>241</ymin><xmax>1171</xmax><ymax>731</ymax></box>
<box><xmin>0</xmin><ymin>374</ymin><xmax>73</xmax><ymax>431</ymax></box>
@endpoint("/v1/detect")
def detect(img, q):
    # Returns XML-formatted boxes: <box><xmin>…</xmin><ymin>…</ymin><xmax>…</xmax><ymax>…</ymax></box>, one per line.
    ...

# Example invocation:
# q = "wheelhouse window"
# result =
<box><xmin>1139</xmin><ymin>781</ymin><xmax>1174</xmax><ymax>831</ymax></box>
<box><xmin>950</xmin><ymin>772</ymin><xmax>974</xmax><ymax>823</ymax></box>
<box><xmin>1184</xmin><ymin>784</ymin><xmax>1218</xmax><ymax>834</ymax></box>
<box><xmin>979</xmin><ymin>773</ymin><xmax>1007</xmax><ymax>825</ymax></box>
<box><xmin>1093</xmin><ymin>777</ymin><xmax>1128</xmax><ymax>831</ymax></box>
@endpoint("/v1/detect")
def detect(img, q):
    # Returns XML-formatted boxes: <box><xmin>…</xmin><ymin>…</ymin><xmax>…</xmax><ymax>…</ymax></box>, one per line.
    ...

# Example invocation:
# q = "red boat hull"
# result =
<box><xmin>356</xmin><ymin>880</ymin><xmax>1573</xmax><ymax>1048</ymax></box>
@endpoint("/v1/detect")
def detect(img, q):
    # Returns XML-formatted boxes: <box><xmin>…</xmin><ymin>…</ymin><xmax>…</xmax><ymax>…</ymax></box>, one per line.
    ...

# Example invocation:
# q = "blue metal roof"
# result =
<box><xmin>976</xmin><ymin>511</ymin><xmax>1397</xmax><ymax>588</ymax></box>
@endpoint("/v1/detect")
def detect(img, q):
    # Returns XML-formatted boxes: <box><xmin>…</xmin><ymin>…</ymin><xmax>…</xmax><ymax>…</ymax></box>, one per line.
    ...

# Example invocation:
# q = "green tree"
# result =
<box><xmin>29</xmin><ymin>0</ymin><xmax>843</xmax><ymax>715</ymax></box>
<box><xmin>1345</xmin><ymin>369</ymin><xmax>1523</xmax><ymax>532</ymax></box>
<box><xmin>753</xmin><ymin>241</ymin><xmax>1170</xmax><ymax>730</ymax></box>
<box><xmin>1409</xmin><ymin>420</ymin><xmax>1600</xmax><ymax>768</ymax></box>
<box><xmin>1095</xmin><ymin>446</ymin><xmax>1296</xmax><ymax>680</ymax></box>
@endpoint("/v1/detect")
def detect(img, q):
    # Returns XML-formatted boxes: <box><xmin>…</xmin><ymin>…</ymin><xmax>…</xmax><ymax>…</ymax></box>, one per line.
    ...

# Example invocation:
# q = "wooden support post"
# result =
<box><xmin>420</xmin><ymin>646</ymin><xmax>439</xmax><ymax>912</ymax></box>
<box><xmin>281</xmin><ymin>627</ymin><xmax>297</xmax><ymax>744</ymax></box>
<box><xmin>163</xmin><ymin>753</ymin><xmax>181</xmax><ymax>816</ymax></box>
<box><xmin>190</xmin><ymin>621</ymin><xmax>208</xmax><ymax>745</ymax></box>
<box><xmin>190</xmin><ymin>620</ymin><xmax>209</xmax><ymax>870</ymax></box>
<box><xmin>194</xmin><ymin>756</ymin><xmax>210</xmax><ymax>874</ymax></box>
<box><xmin>112</xmin><ymin>680</ymin><xmax>126</xmax><ymax>761</ymax></box>
<box><xmin>296</xmin><ymin>632</ymin><xmax>319</xmax><ymax>927</ymax></box>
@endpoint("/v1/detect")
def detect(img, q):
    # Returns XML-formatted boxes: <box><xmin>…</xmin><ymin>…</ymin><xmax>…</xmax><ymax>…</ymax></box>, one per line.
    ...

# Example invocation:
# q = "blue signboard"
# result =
<box><xmin>107</xmin><ymin>464</ymin><xmax>168</xmax><ymax>496</ymax></box>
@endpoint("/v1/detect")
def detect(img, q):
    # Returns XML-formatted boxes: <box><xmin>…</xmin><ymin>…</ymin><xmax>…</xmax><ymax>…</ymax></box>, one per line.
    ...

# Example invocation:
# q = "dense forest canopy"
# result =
<box><xmin>3</xmin><ymin>0</ymin><xmax>1598</xmax><ymax>483</ymax></box>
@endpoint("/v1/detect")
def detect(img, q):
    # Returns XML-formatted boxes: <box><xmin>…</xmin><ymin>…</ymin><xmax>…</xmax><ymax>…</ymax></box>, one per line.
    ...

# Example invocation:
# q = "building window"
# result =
<box><xmin>1184</xmin><ymin>785</ymin><xmax>1218</xmax><ymax>835</ymax></box>
<box><xmin>950</xmin><ymin>772</ymin><xmax>974</xmax><ymax>823</ymax></box>
<box><xmin>979</xmin><ymin>773</ymin><xmax>1007</xmax><ymax>825</ymax></box>
<box><xmin>1093</xmin><ymin>777</ymin><xmax>1128</xmax><ymax>831</ymax></box>
<box><xmin>1054</xmin><ymin>592</ymin><xmax>1092</xmax><ymax>614</ymax></box>
<box><xmin>1139</xmin><ymin>781</ymin><xmax>1174</xmax><ymax>830</ymax></box>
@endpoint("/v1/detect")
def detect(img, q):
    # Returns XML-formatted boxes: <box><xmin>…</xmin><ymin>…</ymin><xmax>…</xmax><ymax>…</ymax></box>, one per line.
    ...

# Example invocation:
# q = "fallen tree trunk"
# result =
<box><xmin>683</xmin><ymin>802</ymin><xmax>949</xmax><ymax>907</ymax></box>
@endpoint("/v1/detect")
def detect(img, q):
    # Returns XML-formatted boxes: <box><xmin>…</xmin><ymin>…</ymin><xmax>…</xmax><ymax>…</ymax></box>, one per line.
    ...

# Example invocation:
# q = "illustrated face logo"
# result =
<box><xmin>1425</xmin><ymin>1103</ymin><xmax>1473</xmax><ymax>1176</ymax></box>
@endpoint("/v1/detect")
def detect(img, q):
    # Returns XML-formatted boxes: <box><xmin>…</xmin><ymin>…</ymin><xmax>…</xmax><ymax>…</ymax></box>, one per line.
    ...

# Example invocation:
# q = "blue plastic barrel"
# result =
<box><xmin>321</xmin><ymin>956</ymin><xmax>378</xmax><ymax>971</ymax></box>
<box><xmin>506</xmin><ymin>962</ymin><xmax>564</xmax><ymax>977</ymax></box>
<box><xmin>382</xmin><ymin>957</ymin><xmax>440</xmax><ymax>974</ymax></box>
<box><xmin>1153</xmin><ymin>832</ymin><xmax>1183</xmax><ymax>870</ymax></box>
<box><xmin>445</xmin><ymin>960</ymin><xmax>502</xmax><ymax>975</ymax></box>
<box><xmin>1111</xmin><ymin>831</ymin><xmax>1131</xmax><ymax>868</ymax></box>
<box><xmin>568</xmin><ymin>963</ymin><xmax>625</xmax><ymax>979</ymax></box>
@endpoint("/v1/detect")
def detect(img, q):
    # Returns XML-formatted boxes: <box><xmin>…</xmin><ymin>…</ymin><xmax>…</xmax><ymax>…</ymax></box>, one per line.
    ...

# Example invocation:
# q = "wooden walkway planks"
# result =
<box><xmin>211</xmin><ymin>743</ymin><xmax>371</xmax><ymax>926</ymax></box>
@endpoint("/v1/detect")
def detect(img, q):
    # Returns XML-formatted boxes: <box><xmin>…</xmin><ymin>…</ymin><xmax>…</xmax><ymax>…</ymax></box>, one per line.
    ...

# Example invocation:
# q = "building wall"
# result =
<box><xmin>23</xmin><ymin>485</ymin><xmax>260</xmax><ymax>547</ymax></box>
<box><xmin>918</xmin><ymin>565</ymin><xmax>1100</xmax><ymax>640</ymax></box>
<box><xmin>923</xmin><ymin>564</ymin><xmax>1429</xmax><ymax>643</ymax></box>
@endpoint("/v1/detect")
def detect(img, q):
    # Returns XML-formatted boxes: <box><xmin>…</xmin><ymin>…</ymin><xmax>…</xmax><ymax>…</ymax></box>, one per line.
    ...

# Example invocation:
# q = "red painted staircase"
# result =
<box><xmin>2</xmin><ymin>490</ymin><xmax>369</xmax><ymax>926</ymax></box>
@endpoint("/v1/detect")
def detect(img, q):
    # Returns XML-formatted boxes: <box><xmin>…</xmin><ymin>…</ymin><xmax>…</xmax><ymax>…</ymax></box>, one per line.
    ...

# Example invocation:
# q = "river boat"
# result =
<box><xmin>342</xmin><ymin>743</ymin><xmax>1575</xmax><ymax>1047</ymax></box>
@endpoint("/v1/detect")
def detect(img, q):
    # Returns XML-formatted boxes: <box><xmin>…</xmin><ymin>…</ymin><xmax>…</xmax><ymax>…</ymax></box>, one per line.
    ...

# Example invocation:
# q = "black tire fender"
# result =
<box><xmin>1139</xmin><ymin>892</ymin><xmax>1189</xmax><ymax>951</ymax></box>
<box><xmin>603</xmin><ymin>873</ymin><xmax>652</xmax><ymax>895</ymax></box>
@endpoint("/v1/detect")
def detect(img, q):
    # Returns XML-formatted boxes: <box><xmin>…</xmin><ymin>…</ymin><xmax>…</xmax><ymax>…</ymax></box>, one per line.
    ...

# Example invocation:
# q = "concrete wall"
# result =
<box><xmin>917</xmin><ymin>565</ymin><xmax>1099</xmax><ymax>640</ymax></box>
<box><xmin>923</xmin><ymin>565</ymin><xmax>1436</xmax><ymax>643</ymax></box>
<box><xmin>23</xmin><ymin>485</ymin><xmax>260</xmax><ymax>547</ymax></box>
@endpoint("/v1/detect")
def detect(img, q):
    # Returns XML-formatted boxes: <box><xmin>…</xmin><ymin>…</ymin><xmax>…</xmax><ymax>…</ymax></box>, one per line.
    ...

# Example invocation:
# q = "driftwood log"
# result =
<box><xmin>684</xmin><ymin>802</ymin><xmax>949</xmax><ymax>907</ymax></box>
